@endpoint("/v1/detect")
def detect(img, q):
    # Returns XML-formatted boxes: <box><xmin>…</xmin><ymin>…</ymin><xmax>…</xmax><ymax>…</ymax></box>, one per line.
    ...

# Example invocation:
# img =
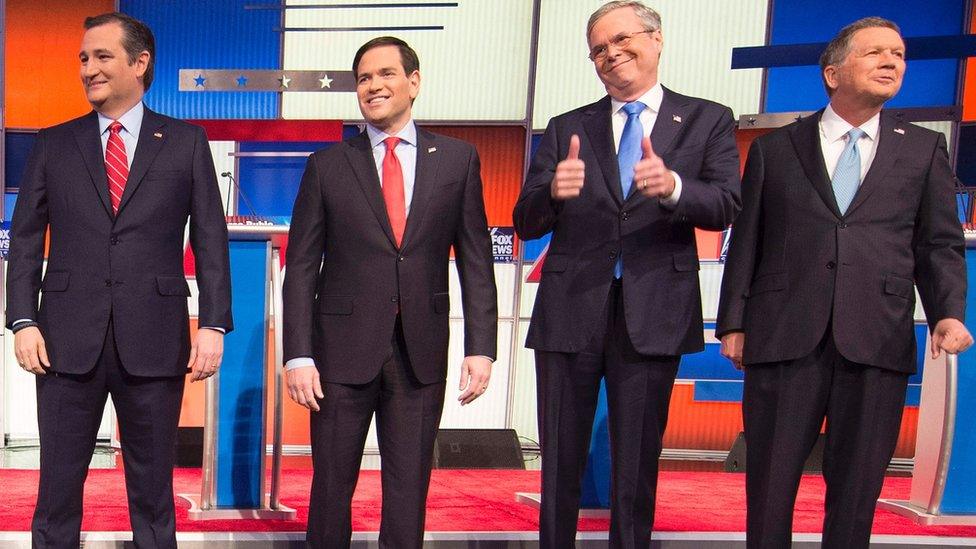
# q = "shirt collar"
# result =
<box><xmin>367</xmin><ymin>119</ymin><xmax>417</xmax><ymax>149</ymax></box>
<box><xmin>610</xmin><ymin>82</ymin><xmax>663</xmax><ymax>116</ymax></box>
<box><xmin>98</xmin><ymin>102</ymin><xmax>145</xmax><ymax>138</ymax></box>
<box><xmin>820</xmin><ymin>103</ymin><xmax>880</xmax><ymax>144</ymax></box>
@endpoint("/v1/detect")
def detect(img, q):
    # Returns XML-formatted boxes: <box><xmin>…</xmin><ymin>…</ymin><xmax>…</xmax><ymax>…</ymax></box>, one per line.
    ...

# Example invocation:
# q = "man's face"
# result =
<box><xmin>587</xmin><ymin>7</ymin><xmax>663</xmax><ymax>101</ymax></box>
<box><xmin>79</xmin><ymin>22</ymin><xmax>148</xmax><ymax>115</ymax></box>
<box><xmin>825</xmin><ymin>26</ymin><xmax>905</xmax><ymax>107</ymax></box>
<box><xmin>356</xmin><ymin>45</ymin><xmax>420</xmax><ymax>134</ymax></box>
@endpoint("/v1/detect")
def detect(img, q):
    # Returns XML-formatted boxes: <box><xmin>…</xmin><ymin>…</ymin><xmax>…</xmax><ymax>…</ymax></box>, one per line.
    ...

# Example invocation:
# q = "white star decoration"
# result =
<box><xmin>319</xmin><ymin>74</ymin><xmax>333</xmax><ymax>88</ymax></box>
<box><xmin>279</xmin><ymin>75</ymin><xmax>291</xmax><ymax>88</ymax></box>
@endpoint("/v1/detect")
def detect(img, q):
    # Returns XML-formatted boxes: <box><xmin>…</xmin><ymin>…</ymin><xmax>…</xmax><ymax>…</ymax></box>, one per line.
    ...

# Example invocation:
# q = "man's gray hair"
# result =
<box><xmin>819</xmin><ymin>17</ymin><xmax>901</xmax><ymax>95</ymax></box>
<box><xmin>587</xmin><ymin>1</ymin><xmax>662</xmax><ymax>41</ymax></box>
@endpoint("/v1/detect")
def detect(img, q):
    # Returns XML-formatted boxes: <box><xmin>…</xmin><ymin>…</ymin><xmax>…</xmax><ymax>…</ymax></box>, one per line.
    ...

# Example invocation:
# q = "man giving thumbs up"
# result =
<box><xmin>513</xmin><ymin>2</ymin><xmax>741</xmax><ymax>547</ymax></box>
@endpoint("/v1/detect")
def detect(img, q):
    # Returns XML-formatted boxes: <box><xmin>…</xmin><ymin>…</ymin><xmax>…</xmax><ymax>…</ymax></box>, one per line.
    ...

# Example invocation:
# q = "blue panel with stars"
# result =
<box><xmin>122</xmin><ymin>0</ymin><xmax>281</xmax><ymax>119</ymax></box>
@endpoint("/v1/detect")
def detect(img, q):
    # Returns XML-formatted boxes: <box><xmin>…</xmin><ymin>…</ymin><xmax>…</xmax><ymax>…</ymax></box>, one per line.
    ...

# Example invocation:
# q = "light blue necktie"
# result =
<box><xmin>615</xmin><ymin>101</ymin><xmax>646</xmax><ymax>278</ymax></box>
<box><xmin>831</xmin><ymin>127</ymin><xmax>865</xmax><ymax>215</ymax></box>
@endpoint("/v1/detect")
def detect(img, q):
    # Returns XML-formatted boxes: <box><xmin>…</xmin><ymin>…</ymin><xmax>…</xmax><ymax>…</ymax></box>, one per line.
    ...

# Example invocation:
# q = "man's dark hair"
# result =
<box><xmin>84</xmin><ymin>12</ymin><xmax>156</xmax><ymax>91</ymax></box>
<box><xmin>352</xmin><ymin>36</ymin><xmax>420</xmax><ymax>76</ymax></box>
<box><xmin>819</xmin><ymin>17</ymin><xmax>901</xmax><ymax>96</ymax></box>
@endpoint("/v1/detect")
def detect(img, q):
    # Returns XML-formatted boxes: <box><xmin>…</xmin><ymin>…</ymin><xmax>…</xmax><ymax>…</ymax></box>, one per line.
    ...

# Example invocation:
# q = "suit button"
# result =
<box><xmin>105</xmin><ymin>279</ymin><xmax>113</xmax><ymax>287</ymax></box>
<box><xmin>838</xmin><ymin>223</ymin><xmax>848</xmax><ymax>229</ymax></box>
<box><xmin>398</xmin><ymin>256</ymin><xmax>405</xmax><ymax>262</ymax></box>
<box><xmin>110</xmin><ymin>235</ymin><xmax>119</xmax><ymax>245</ymax></box>
<box><xmin>826</xmin><ymin>261</ymin><xmax>836</xmax><ymax>269</ymax></box>
<box><xmin>391</xmin><ymin>296</ymin><xmax>399</xmax><ymax>302</ymax></box>
<box><xmin>621</xmin><ymin>211</ymin><xmax>629</xmax><ymax>221</ymax></box>
<box><xmin>609</xmin><ymin>250</ymin><xmax>618</xmax><ymax>260</ymax></box>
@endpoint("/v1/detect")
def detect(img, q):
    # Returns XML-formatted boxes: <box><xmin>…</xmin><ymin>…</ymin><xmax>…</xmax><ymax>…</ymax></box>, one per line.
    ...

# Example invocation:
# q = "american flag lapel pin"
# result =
<box><xmin>154</xmin><ymin>132</ymin><xmax>163</xmax><ymax>138</ymax></box>
<box><xmin>428</xmin><ymin>147</ymin><xmax>437</xmax><ymax>153</ymax></box>
<box><xmin>673</xmin><ymin>114</ymin><xmax>682</xmax><ymax>123</ymax></box>
<box><xmin>893</xmin><ymin>128</ymin><xmax>905</xmax><ymax>135</ymax></box>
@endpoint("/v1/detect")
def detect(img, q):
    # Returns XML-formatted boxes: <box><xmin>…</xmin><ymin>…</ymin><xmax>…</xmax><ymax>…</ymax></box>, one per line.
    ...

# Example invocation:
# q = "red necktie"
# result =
<box><xmin>105</xmin><ymin>121</ymin><xmax>129</xmax><ymax>214</ymax></box>
<box><xmin>382</xmin><ymin>137</ymin><xmax>406</xmax><ymax>246</ymax></box>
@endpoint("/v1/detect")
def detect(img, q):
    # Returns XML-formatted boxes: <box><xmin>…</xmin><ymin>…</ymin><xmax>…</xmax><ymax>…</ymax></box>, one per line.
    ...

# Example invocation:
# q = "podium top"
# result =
<box><xmin>226</xmin><ymin>216</ymin><xmax>290</xmax><ymax>242</ymax></box>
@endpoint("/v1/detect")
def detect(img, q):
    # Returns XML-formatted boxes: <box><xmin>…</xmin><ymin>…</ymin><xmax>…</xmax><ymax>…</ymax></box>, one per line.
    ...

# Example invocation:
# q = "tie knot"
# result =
<box><xmin>846</xmin><ymin>127</ymin><xmax>865</xmax><ymax>142</ymax></box>
<box><xmin>109</xmin><ymin>121</ymin><xmax>124</xmax><ymax>135</ymax></box>
<box><xmin>384</xmin><ymin>137</ymin><xmax>401</xmax><ymax>150</ymax></box>
<box><xmin>622</xmin><ymin>101</ymin><xmax>646</xmax><ymax>117</ymax></box>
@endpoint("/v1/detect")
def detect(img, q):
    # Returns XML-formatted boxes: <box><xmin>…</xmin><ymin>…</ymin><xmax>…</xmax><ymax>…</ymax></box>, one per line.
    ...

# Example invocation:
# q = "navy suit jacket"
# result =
<box><xmin>6</xmin><ymin>107</ymin><xmax>233</xmax><ymax>376</ymax></box>
<box><xmin>716</xmin><ymin>110</ymin><xmax>966</xmax><ymax>373</ymax></box>
<box><xmin>515</xmin><ymin>87</ymin><xmax>741</xmax><ymax>356</ymax></box>
<box><xmin>282</xmin><ymin>128</ymin><xmax>497</xmax><ymax>385</ymax></box>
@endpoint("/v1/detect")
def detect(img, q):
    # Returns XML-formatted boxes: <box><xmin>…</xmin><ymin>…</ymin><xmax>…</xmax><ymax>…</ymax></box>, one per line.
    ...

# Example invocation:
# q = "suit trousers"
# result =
<box><xmin>535</xmin><ymin>280</ymin><xmax>680</xmax><ymax>549</ymax></box>
<box><xmin>306</xmin><ymin>318</ymin><xmax>446</xmax><ymax>549</ymax></box>
<box><xmin>31</xmin><ymin>319</ymin><xmax>185</xmax><ymax>549</ymax></box>
<box><xmin>743</xmin><ymin>329</ymin><xmax>909</xmax><ymax>549</ymax></box>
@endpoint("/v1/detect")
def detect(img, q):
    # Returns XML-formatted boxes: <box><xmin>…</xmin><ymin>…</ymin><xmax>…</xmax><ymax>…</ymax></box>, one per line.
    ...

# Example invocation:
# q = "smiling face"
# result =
<box><xmin>824</xmin><ymin>26</ymin><xmax>905</xmax><ymax>109</ymax></box>
<box><xmin>355</xmin><ymin>45</ymin><xmax>420</xmax><ymax>134</ymax></box>
<box><xmin>79</xmin><ymin>21</ymin><xmax>148</xmax><ymax>118</ymax></box>
<box><xmin>587</xmin><ymin>6</ymin><xmax>662</xmax><ymax>102</ymax></box>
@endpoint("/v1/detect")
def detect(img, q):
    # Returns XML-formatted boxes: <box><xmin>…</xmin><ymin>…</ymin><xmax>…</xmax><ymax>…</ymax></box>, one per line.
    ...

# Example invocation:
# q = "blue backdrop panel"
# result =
<box><xmin>764</xmin><ymin>0</ymin><xmax>964</xmax><ymax>112</ymax></box>
<box><xmin>215</xmin><ymin>240</ymin><xmax>269</xmax><ymax>508</ymax></box>
<box><xmin>121</xmin><ymin>0</ymin><xmax>281</xmax><ymax>119</ymax></box>
<box><xmin>5</xmin><ymin>132</ymin><xmax>36</xmax><ymax>191</ymax></box>
<box><xmin>238</xmin><ymin>141</ymin><xmax>337</xmax><ymax>218</ymax></box>
<box><xmin>939</xmin><ymin>250</ymin><xmax>976</xmax><ymax>513</ymax></box>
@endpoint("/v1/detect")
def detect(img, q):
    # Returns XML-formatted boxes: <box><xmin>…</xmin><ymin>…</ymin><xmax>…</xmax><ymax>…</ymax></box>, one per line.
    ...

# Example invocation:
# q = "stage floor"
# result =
<box><xmin>2</xmin><ymin>465</ymin><xmax>976</xmax><ymax>548</ymax></box>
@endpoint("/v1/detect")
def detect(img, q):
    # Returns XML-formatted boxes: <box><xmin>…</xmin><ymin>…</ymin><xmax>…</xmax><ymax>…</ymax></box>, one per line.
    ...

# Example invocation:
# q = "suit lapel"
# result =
<box><xmin>845</xmin><ymin>111</ymin><xmax>903</xmax><ymax>216</ymax></box>
<box><xmin>400</xmin><ymin>128</ymin><xmax>437</xmax><ymax>250</ymax></box>
<box><xmin>72</xmin><ymin>111</ymin><xmax>114</xmax><ymax>218</ymax></box>
<box><xmin>581</xmin><ymin>96</ymin><xmax>623</xmax><ymax>205</ymax></box>
<box><xmin>789</xmin><ymin>109</ymin><xmax>841</xmax><ymax>218</ymax></box>
<box><xmin>117</xmin><ymin>108</ymin><xmax>166</xmax><ymax>215</ymax></box>
<box><xmin>648</xmin><ymin>87</ymin><xmax>683</xmax><ymax>157</ymax></box>
<box><xmin>345</xmin><ymin>132</ymin><xmax>397</xmax><ymax>247</ymax></box>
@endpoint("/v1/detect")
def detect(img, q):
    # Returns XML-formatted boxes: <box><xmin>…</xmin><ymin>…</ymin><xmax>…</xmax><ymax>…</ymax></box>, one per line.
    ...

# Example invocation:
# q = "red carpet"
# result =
<box><xmin>1</xmin><ymin>468</ymin><xmax>976</xmax><ymax>537</ymax></box>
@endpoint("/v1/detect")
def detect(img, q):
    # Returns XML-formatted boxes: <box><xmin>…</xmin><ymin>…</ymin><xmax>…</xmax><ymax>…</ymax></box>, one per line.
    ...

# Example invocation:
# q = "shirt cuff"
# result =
<box><xmin>200</xmin><ymin>326</ymin><xmax>226</xmax><ymax>334</ymax></box>
<box><xmin>12</xmin><ymin>319</ymin><xmax>33</xmax><ymax>326</ymax></box>
<box><xmin>659</xmin><ymin>170</ymin><xmax>682</xmax><ymax>208</ymax></box>
<box><xmin>285</xmin><ymin>357</ymin><xmax>316</xmax><ymax>371</ymax></box>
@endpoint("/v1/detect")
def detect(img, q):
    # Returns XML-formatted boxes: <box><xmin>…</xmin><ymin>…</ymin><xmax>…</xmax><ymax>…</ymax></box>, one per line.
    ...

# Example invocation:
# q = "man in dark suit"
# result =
<box><xmin>513</xmin><ymin>2</ymin><xmax>740</xmax><ymax>546</ymax></box>
<box><xmin>6</xmin><ymin>12</ymin><xmax>232</xmax><ymax>549</ymax></box>
<box><xmin>717</xmin><ymin>17</ymin><xmax>972</xmax><ymax>549</ymax></box>
<box><xmin>282</xmin><ymin>36</ymin><xmax>497</xmax><ymax>548</ymax></box>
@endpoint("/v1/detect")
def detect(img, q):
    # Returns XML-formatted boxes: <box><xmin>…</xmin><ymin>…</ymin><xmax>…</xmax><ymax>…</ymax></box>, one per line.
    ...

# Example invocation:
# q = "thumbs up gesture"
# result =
<box><xmin>633</xmin><ymin>137</ymin><xmax>675</xmax><ymax>199</ymax></box>
<box><xmin>550</xmin><ymin>134</ymin><xmax>586</xmax><ymax>200</ymax></box>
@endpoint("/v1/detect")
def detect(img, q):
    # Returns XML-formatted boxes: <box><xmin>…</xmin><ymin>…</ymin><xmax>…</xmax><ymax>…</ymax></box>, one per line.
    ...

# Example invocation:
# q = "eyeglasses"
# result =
<box><xmin>588</xmin><ymin>30</ymin><xmax>656</xmax><ymax>61</ymax></box>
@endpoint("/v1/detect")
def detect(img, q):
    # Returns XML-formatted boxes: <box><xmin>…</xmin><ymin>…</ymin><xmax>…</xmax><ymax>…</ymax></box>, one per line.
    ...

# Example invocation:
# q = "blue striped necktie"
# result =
<box><xmin>615</xmin><ymin>101</ymin><xmax>646</xmax><ymax>278</ymax></box>
<box><xmin>831</xmin><ymin>127</ymin><xmax>865</xmax><ymax>215</ymax></box>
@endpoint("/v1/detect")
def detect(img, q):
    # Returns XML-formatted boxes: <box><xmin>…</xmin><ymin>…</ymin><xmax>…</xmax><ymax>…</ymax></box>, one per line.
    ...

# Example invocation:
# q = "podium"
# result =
<box><xmin>877</xmin><ymin>232</ymin><xmax>976</xmax><ymax>524</ymax></box>
<box><xmin>179</xmin><ymin>218</ymin><xmax>295</xmax><ymax>519</ymax></box>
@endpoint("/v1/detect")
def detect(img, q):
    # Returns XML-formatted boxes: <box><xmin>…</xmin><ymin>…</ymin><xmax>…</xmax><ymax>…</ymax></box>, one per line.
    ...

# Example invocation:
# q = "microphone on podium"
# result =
<box><xmin>220</xmin><ymin>171</ymin><xmax>258</xmax><ymax>216</ymax></box>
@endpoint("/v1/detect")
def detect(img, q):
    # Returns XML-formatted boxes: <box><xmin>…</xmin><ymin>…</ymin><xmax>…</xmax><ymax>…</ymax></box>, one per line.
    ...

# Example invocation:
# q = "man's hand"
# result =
<box><xmin>931</xmin><ymin>318</ymin><xmax>973</xmax><ymax>358</ymax></box>
<box><xmin>457</xmin><ymin>355</ymin><xmax>492</xmax><ymax>406</ymax></box>
<box><xmin>550</xmin><ymin>134</ymin><xmax>585</xmax><ymax>200</ymax></box>
<box><xmin>286</xmin><ymin>366</ymin><xmax>323</xmax><ymax>412</ymax></box>
<box><xmin>720</xmin><ymin>332</ymin><xmax>745</xmax><ymax>371</ymax></box>
<box><xmin>188</xmin><ymin>328</ymin><xmax>224</xmax><ymax>382</ymax></box>
<box><xmin>633</xmin><ymin>137</ymin><xmax>675</xmax><ymax>199</ymax></box>
<box><xmin>14</xmin><ymin>326</ymin><xmax>49</xmax><ymax>375</ymax></box>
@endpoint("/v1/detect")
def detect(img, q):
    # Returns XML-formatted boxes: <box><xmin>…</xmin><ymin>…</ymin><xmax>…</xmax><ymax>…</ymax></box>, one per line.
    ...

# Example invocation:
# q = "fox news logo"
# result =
<box><xmin>0</xmin><ymin>222</ymin><xmax>9</xmax><ymax>259</ymax></box>
<box><xmin>490</xmin><ymin>227</ymin><xmax>515</xmax><ymax>263</ymax></box>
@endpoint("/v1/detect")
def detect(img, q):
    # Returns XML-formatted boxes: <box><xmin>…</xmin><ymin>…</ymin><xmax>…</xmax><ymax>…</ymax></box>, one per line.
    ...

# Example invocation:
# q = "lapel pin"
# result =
<box><xmin>672</xmin><ymin>115</ymin><xmax>682</xmax><ymax>123</ymax></box>
<box><xmin>153</xmin><ymin>132</ymin><xmax>163</xmax><ymax>138</ymax></box>
<box><xmin>893</xmin><ymin>128</ymin><xmax>905</xmax><ymax>135</ymax></box>
<box><xmin>428</xmin><ymin>147</ymin><xmax>437</xmax><ymax>153</ymax></box>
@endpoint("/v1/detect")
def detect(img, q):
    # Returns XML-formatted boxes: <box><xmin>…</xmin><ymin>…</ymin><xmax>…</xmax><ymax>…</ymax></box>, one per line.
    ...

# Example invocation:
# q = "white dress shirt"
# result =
<box><xmin>609</xmin><ymin>83</ymin><xmax>681</xmax><ymax>206</ymax></box>
<box><xmin>819</xmin><ymin>103</ymin><xmax>880</xmax><ymax>184</ymax></box>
